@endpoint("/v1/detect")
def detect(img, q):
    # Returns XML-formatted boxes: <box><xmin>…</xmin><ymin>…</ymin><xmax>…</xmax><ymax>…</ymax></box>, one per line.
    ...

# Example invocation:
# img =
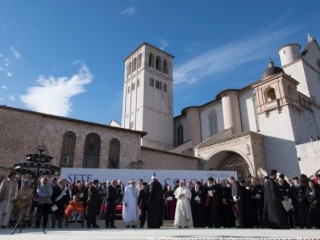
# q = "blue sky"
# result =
<box><xmin>0</xmin><ymin>0</ymin><xmax>319</xmax><ymax>124</ymax></box>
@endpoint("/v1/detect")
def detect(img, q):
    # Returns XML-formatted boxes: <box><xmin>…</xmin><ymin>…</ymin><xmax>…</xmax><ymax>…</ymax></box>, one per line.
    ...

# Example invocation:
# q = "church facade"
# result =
<box><xmin>1</xmin><ymin>34</ymin><xmax>320</xmax><ymax>179</ymax></box>
<box><xmin>122</xmin><ymin>34</ymin><xmax>320</xmax><ymax>179</ymax></box>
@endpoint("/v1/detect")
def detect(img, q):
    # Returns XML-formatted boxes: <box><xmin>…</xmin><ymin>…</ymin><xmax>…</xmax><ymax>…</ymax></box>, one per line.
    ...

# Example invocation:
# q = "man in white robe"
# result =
<box><xmin>174</xmin><ymin>180</ymin><xmax>193</xmax><ymax>228</ymax></box>
<box><xmin>122</xmin><ymin>179</ymin><xmax>139</xmax><ymax>228</ymax></box>
<box><xmin>0</xmin><ymin>172</ymin><xmax>18</xmax><ymax>228</ymax></box>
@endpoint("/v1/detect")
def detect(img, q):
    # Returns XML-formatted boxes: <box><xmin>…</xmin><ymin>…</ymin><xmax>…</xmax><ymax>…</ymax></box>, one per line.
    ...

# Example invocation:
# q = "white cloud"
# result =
<box><xmin>183</xmin><ymin>40</ymin><xmax>201</xmax><ymax>53</ymax></box>
<box><xmin>20</xmin><ymin>64</ymin><xmax>93</xmax><ymax>117</ymax></box>
<box><xmin>2</xmin><ymin>84</ymin><xmax>7</xmax><ymax>90</ymax></box>
<box><xmin>174</xmin><ymin>27</ymin><xmax>301</xmax><ymax>84</ymax></box>
<box><xmin>8</xmin><ymin>95</ymin><xmax>16</xmax><ymax>101</ymax></box>
<box><xmin>7</xmin><ymin>72</ymin><xmax>12</xmax><ymax>78</ymax></box>
<box><xmin>158</xmin><ymin>39</ymin><xmax>169</xmax><ymax>50</ymax></box>
<box><xmin>9</xmin><ymin>46</ymin><xmax>21</xmax><ymax>59</ymax></box>
<box><xmin>121</xmin><ymin>7</ymin><xmax>136</xmax><ymax>16</ymax></box>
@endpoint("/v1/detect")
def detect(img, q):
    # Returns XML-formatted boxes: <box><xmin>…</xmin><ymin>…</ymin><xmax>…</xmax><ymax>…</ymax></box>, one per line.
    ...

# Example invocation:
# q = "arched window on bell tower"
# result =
<box><xmin>132</xmin><ymin>57</ymin><xmax>137</xmax><ymax>72</ymax></box>
<box><xmin>137</xmin><ymin>53</ymin><xmax>142</xmax><ymax>68</ymax></box>
<box><xmin>108</xmin><ymin>138</ymin><xmax>120</xmax><ymax>169</ymax></box>
<box><xmin>149</xmin><ymin>53</ymin><xmax>154</xmax><ymax>67</ymax></box>
<box><xmin>83</xmin><ymin>133</ymin><xmax>101</xmax><ymax>168</ymax></box>
<box><xmin>163</xmin><ymin>59</ymin><xmax>168</xmax><ymax>74</ymax></box>
<box><xmin>265</xmin><ymin>88</ymin><xmax>276</xmax><ymax>102</ymax></box>
<box><xmin>156</xmin><ymin>56</ymin><xmax>162</xmax><ymax>71</ymax></box>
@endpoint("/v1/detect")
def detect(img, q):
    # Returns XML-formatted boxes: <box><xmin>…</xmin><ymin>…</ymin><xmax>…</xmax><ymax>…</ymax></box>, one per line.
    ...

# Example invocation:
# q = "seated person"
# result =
<box><xmin>64</xmin><ymin>195</ymin><xmax>85</xmax><ymax>222</ymax></box>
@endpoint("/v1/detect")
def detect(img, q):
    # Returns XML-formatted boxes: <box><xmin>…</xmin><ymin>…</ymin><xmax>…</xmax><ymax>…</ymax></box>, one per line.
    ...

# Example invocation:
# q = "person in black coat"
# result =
<box><xmin>51</xmin><ymin>178</ymin><xmax>70</xmax><ymax>228</ymax></box>
<box><xmin>249</xmin><ymin>177</ymin><xmax>264</xmax><ymax>228</ymax></box>
<box><xmin>277</xmin><ymin>177</ymin><xmax>294</xmax><ymax>228</ymax></box>
<box><xmin>220</xmin><ymin>180</ymin><xmax>234</xmax><ymax>228</ymax></box>
<box><xmin>262</xmin><ymin>169</ymin><xmax>289</xmax><ymax>229</ymax></box>
<box><xmin>147</xmin><ymin>176</ymin><xmax>163</xmax><ymax>228</ymax></box>
<box><xmin>190</xmin><ymin>181</ymin><xmax>204</xmax><ymax>228</ymax></box>
<box><xmin>306</xmin><ymin>180</ymin><xmax>320</xmax><ymax>228</ymax></box>
<box><xmin>291</xmin><ymin>177</ymin><xmax>312</xmax><ymax>228</ymax></box>
<box><xmin>86</xmin><ymin>179</ymin><xmax>101</xmax><ymax>228</ymax></box>
<box><xmin>137</xmin><ymin>182</ymin><xmax>149</xmax><ymax>228</ymax></box>
<box><xmin>105</xmin><ymin>179</ymin><xmax>119</xmax><ymax>228</ymax></box>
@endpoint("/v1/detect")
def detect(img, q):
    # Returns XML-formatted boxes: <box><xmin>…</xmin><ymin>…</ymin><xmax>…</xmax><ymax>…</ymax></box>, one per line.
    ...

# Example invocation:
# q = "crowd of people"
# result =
<box><xmin>0</xmin><ymin>169</ymin><xmax>320</xmax><ymax>230</ymax></box>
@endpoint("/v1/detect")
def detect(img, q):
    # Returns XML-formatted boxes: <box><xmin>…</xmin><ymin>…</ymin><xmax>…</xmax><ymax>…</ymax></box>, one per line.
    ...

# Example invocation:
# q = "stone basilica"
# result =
<box><xmin>1</xmin><ymin>34</ymin><xmax>320</xmax><ymax>179</ymax></box>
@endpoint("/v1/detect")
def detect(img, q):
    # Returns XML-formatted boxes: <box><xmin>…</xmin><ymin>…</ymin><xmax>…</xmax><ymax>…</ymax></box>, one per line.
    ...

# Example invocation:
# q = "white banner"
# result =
<box><xmin>60</xmin><ymin>168</ymin><xmax>237</xmax><ymax>187</ymax></box>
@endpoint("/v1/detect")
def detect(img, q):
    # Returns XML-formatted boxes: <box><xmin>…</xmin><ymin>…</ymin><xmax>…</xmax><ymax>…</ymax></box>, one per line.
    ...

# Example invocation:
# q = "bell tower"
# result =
<box><xmin>121</xmin><ymin>43</ymin><xmax>174</xmax><ymax>150</ymax></box>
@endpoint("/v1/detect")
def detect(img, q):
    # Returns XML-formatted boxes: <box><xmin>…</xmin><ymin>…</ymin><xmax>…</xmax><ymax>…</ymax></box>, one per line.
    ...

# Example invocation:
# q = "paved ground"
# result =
<box><xmin>1</xmin><ymin>220</ymin><xmax>320</xmax><ymax>240</ymax></box>
<box><xmin>1</xmin><ymin>226</ymin><xmax>320</xmax><ymax>240</ymax></box>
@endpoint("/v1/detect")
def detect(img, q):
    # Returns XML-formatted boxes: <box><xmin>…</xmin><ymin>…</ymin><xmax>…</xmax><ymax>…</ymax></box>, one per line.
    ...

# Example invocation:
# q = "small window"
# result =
<box><xmin>163</xmin><ymin>59</ymin><xmax>168</xmax><ymax>74</ymax></box>
<box><xmin>131</xmin><ymin>83</ymin><xmax>135</xmax><ymax>91</ymax></box>
<box><xmin>177</xmin><ymin>124</ymin><xmax>184</xmax><ymax>145</ymax></box>
<box><xmin>129</xmin><ymin>121</ymin><xmax>134</xmax><ymax>129</ymax></box>
<box><xmin>149</xmin><ymin>53</ymin><xmax>154</xmax><ymax>67</ymax></box>
<box><xmin>137</xmin><ymin>54</ymin><xmax>142</xmax><ymax>68</ymax></box>
<box><xmin>150</xmin><ymin>78</ymin><xmax>154</xmax><ymax>87</ymax></box>
<box><xmin>128</xmin><ymin>62</ymin><xmax>132</xmax><ymax>75</ymax></box>
<box><xmin>163</xmin><ymin>83</ymin><xmax>167</xmax><ymax>92</ymax></box>
<box><xmin>132</xmin><ymin>58</ymin><xmax>137</xmax><ymax>72</ymax></box>
<box><xmin>128</xmin><ymin>86</ymin><xmax>130</xmax><ymax>93</ymax></box>
<box><xmin>156</xmin><ymin>56</ymin><xmax>162</xmax><ymax>71</ymax></box>
<box><xmin>266</xmin><ymin>88</ymin><xmax>276</xmax><ymax>102</ymax></box>
<box><xmin>137</xmin><ymin>79</ymin><xmax>140</xmax><ymax>87</ymax></box>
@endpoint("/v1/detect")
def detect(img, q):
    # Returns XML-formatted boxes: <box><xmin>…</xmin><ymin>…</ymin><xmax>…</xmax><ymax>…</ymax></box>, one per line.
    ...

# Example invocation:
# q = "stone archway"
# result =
<box><xmin>204</xmin><ymin>150</ymin><xmax>251</xmax><ymax>180</ymax></box>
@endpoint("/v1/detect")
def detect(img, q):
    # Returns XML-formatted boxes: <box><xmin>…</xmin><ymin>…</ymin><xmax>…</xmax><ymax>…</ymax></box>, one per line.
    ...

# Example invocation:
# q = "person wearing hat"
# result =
<box><xmin>190</xmin><ymin>181</ymin><xmax>204</xmax><ymax>228</ymax></box>
<box><xmin>291</xmin><ymin>176</ymin><xmax>312</xmax><ymax>228</ymax></box>
<box><xmin>0</xmin><ymin>171</ymin><xmax>18</xmax><ymax>228</ymax></box>
<box><xmin>147</xmin><ymin>174</ymin><xmax>163</xmax><ymax>228</ymax></box>
<box><xmin>262</xmin><ymin>169</ymin><xmax>289</xmax><ymax>229</ymax></box>
<box><xmin>173</xmin><ymin>180</ymin><xmax>193</xmax><ymax>228</ymax></box>
<box><xmin>122</xmin><ymin>179</ymin><xmax>139</xmax><ymax>228</ymax></box>
<box><xmin>202</xmin><ymin>177</ymin><xmax>222</xmax><ymax>228</ymax></box>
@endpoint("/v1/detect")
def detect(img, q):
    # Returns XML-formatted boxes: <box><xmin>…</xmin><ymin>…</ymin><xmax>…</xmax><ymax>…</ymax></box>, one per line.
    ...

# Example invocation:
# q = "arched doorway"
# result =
<box><xmin>204</xmin><ymin>150</ymin><xmax>252</xmax><ymax>180</ymax></box>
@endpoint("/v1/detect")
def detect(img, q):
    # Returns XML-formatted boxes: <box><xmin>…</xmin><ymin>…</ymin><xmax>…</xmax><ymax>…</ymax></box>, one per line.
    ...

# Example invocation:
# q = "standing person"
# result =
<box><xmin>147</xmin><ymin>175</ymin><xmax>163</xmax><ymax>228</ymax></box>
<box><xmin>306</xmin><ymin>179</ymin><xmax>320</xmax><ymax>228</ymax></box>
<box><xmin>291</xmin><ymin>177</ymin><xmax>312</xmax><ymax>228</ymax></box>
<box><xmin>228</xmin><ymin>176</ymin><xmax>243</xmax><ymax>228</ymax></box>
<box><xmin>278</xmin><ymin>177</ymin><xmax>294</xmax><ymax>228</ymax></box>
<box><xmin>241</xmin><ymin>179</ymin><xmax>254</xmax><ymax>228</ymax></box>
<box><xmin>250</xmin><ymin>177</ymin><xmax>264</xmax><ymax>228</ymax></box>
<box><xmin>220</xmin><ymin>180</ymin><xmax>234</xmax><ymax>228</ymax></box>
<box><xmin>51</xmin><ymin>179</ymin><xmax>70</xmax><ymax>228</ymax></box>
<box><xmin>163</xmin><ymin>185</ymin><xmax>175</xmax><ymax>220</ymax></box>
<box><xmin>105</xmin><ymin>179</ymin><xmax>119</xmax><ymax>228</ymax></box>
<box><xmin>35</xmin><ymin>177</ymin><xmax>53</xmax><ymax>229</ymax></box>
<box><xmin>137</xmin><ymin>182</ymin><xmax>149</xmax><ymax>228</ymax></box>
<box><xmin>173</xmin><ymin>180</ymin><xmax>193</xmax><ymax>228</ymax></box>
<box><xmin>0</xmin><ymin>171</ymin><xmax>18</xmax><ymax>228</ymax></box>
<box><xmin>190</xmin><ymin>181</ymin><xmax>204</xmax><ymax>228</ymax></box>
<box><xmin>262</xmin><ymin>169</ymin><xmax>289</xmax><ymax>229</ymax></box>
<box><xmin>202</xmin><ymin>177</ymin><xmax>220</xmax><ymax>228</ymax></box>
<box><xmin>86</xmin><ymin>179</ymin><xmax>101</xmax><ymax>228</ymax></box>
<box><xmin>122</xmin><ymin>179</ymin><xmax>139</xmax><ymax>228</ymax></box>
